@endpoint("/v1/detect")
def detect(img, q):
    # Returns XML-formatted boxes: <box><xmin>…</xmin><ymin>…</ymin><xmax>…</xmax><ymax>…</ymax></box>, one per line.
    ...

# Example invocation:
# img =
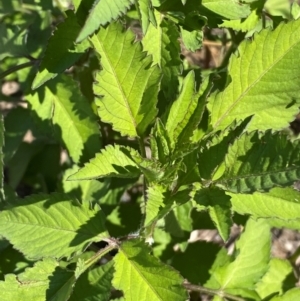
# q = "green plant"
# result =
<box><xmin>1</xmin><ymin>0</ymin><xmax>300</xmax><ymax>300</ymax></box>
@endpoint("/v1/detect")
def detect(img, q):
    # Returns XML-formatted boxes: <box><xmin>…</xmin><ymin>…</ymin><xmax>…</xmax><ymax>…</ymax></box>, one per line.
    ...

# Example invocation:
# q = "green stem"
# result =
<box><xmin>76</xmin><ymin>239</ymin><xmax>118</xmax><ymax>279</ymax></box>
<box><xmin>183</xmin><ymin>283</ymin><xmax>246</xmax><ymax>301</ymax></box>
<box><xmin>0</xmin><ymin>60</ymin><xmax>37</xmax><ymax>80</ymax></box>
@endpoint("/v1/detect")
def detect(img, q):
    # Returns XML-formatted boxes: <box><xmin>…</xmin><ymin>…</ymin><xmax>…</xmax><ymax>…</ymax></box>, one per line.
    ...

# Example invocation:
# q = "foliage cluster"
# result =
<box><xmin>1</xmin><ymin>0</ymin><xmax>300</xmax><ymax>300</ymax></box>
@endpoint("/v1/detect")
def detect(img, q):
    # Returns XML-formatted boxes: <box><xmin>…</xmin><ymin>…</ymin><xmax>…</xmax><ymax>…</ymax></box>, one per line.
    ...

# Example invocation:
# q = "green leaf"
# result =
<box><xmin>229</xmin><ymin>187</ymin><xmax>300</xmax><ymax>226</ymax></box>
<box><xmin>62</xmin><ymin>165</ymin><xmax>110</xmax><ymax>203</ymax></box>
<box><xmin>192</xmin><ymin>186</ymin><xmax>232</xmax><ymax>241</ymax></box>
<box><xmin>0</xmin><ymin>193</ymin><xmax>108</xmax><ymax>259</ymax></box>
<box><xmin>270</xmin><ymin>288</ymin><xmax>300</xmax><ymax>301</ymax></box>
<box><xmin>0</xmin><ymin>24</ymin><xmax>28</xmax><ymax>60</ymax></box>
<box><xmin>145</xmin><ymin>184</ymin><xmax>168</xmax><ymax>227</ymax></box>
<box><xmin>68</xmin><ymin>145</ymin><xmax>140</xmax><ymax>180</ymax></box>
<box><xmin>256</xmin><ymin>258</ymin><xmax>293</xmax><ymax>299</ymax></box>
<box><xmin>201</xmin><ymin>0</ymin><xmax>251</xmax><ymax>19</ymax></box>
<box><xmin>150</xmin><ymin>118</ymin><xmax>172</xmax><ymax>165</ymax></box>
<box><xmin>166</xmin><ymin>71</ymin><xmax>198</xmax><ymax>147</ymax></box>
<box><xmin>136</xmin><ymin>0</ymin><xmax>156</xmax><ymax>34</ymax></box>
<box><xmin>220</xmin><ymin>9</ymin><xmax>260</xmax><ymax>32</ymax></box>
<box><xmin>180</xmin><ymin>27</ymin><xmax>203</xmax><ymax>52</ymax></box>
<box><xmin>26</xmin><ymin>74</ymin><xmax>102</xmax><ymax>163</ymax></box>
<box><xmin>113</xmin><ymin>239</ymin><xmax>188</xmax><ymax>301</ymax></box>
<box><xmin>76</xmin><ymin>0</ymin><xmax>135</xmax><ymax>42</ymax></box>
<box><xmin>142</xmin><ymin>10</ymin><xmax>181</xmax><ymax>99</ymax></box>
<box><xmin>3</xmin><ymin>107</ymin><xmax>31</xmax><ymax>164</ymax></box>
<box><xmin>0</xmin><ymin>116</ymin><xmax>4</xmax><ymax>202</ymax></box>
<box><xmin>0</xmin><ymin>258</ymin><xmax>75</xmax><ymax>301</ymax></box>
<box><xmin>206</xmin><ymin>218</ymin><xmax>270</xmax><ymax>291</ymax></box>
<box><xmin>208</xmin><ymin>19</ymin><xmax>300</xmax><ymax>132</ymax></box>
<box><xmin>90</xmin><ymin>22</ymin><xmax>161</xmax><ymax>137</ymax></box>
<box><xmin>215</xmin><ymin>132</ymin><xmax>300</xmax><ymax>193</ymax></box>
<box><xmin>32</xmin><ymin>10</ymin><xmax>89</xmax><ymax>89</ymax></box>
<box><xmin>70</xmin><ymin>261</ymin><xmax>114</xmax><ymax>301</ymax></box>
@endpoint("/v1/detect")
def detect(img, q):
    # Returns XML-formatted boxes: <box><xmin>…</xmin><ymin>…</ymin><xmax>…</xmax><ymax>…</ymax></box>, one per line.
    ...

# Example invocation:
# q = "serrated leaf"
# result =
<box><xmin>26</xmin><ymin>74</ymin><xmax>101</xmax><ymax>163</ymax></box>
<box><xmin>142</xmin><ymin>10</ymin><xmax>181</xmax><ymax>99</ymax></box>
<box><xmin>113</xmin><ymin>239</ymin><xmax>188</xmax><ymax>301</ymax></box>
<box><xmin>166</xmin><ymin>71</ymin><xmax>199</xmax><ymax>147</ymax></box>
<box><xmin>90</xmin><ymin>22</ymin><xmax>161</xmax><ymax>137</ymax></box>
<box><xmin>256</xmin><ymin>258</ymin><xmax>293</xmax><ymax>299</ymax></box>
<box><xmin>0</xmin><ymin>193</ymin><xmax>108</xmax><ymax>259</ymax></box>
<box><xmin>229</xmin><ymin>187</ymin><xmax>300</xmax><ymax>225</ymax></box>
<box><xmin>145</xmin><ymin>184</ymin><xmax>167</xmax><ymax>226</ymax></box>
<box><xmin>270</xmin><ymin>288</ymin><xmax>300</xmax><ymax>301</ymax></box>
<box><xmin>206</xmin><ymin>218</ymin><xmax>270</xmax><ymax>291</ymax></box>
<box><xmin>136</xmin><ymin>0</ymin><xmax>156</xmax><ymax>34</ymax></box>
<box><xmin>150</xmin><ymin>118</ymin><xmax>172</xmax><ymax>164</ymax></box>
<box><xmin>32</xmin><ymin>10</ymin><xmax>89</xmax><ymax>89</ymax></box>
<box><xmin>215</xmin><ymin>132</ymin><xmax>300</xmax><ymax>193</ymax></box>
<box><xmin>201</xmin><ymin>0</ymin><xmax>251</xmax><ymax>19</ymax></box>
<box><xmin>220</xmin><ymin>9</ymin><xmax>260</xmax><ymax>32</ymax></box>
<box><xmin>192</xmin><ymin>187</ymin><xmax>232</xmax><ymax>241</ymax></box>
<box><xmin>180</xmin><ymin>27</ymin><xmax>203</xmax><ymax>52</ymax></box>
<box><xmin>68</xmin><ymin>145</ymin><xmax>140</xmax><ymax>180</ymax></box>
<box><xmin>76</xmin><ymin>0</ymin><xmax>134</xmax><ymax>42</ymax></box>
<box><xmin>208</xmin><ymin>19</ymin><xmax>300</xmax><ymax>132</ymax></box>
<box><xmin>0</xmin><ymin>258</ymin><xmax>75</xmax><ymax>301</ymax></box>
<box><xmin>63</xmin><ymin>165</ymin><xmax>110</xmax><ymax>203</ymax></box>
<box><xmin>70</xmin><ymin>261</ymin><xmax>114</xmax><ymax>301</ymax></box>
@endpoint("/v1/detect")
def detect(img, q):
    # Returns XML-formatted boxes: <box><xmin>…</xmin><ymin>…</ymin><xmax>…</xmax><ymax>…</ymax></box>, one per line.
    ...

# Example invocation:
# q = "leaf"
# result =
<box><xmin>206</xmin><ymin>218</ymin><xmax>270</xmax><ymax>291</ymax></box>
<box><xmin>70</xmin><ymin>261</ymin><xmax>114</xmax><ymax>301</ymax></box>
<box><xmin>0</xmin><ymin>116</ymin><xmax>4</xmax><ymax>202</ymax></box>
<box><xmin>68</xmin><ymin>145</ymin><xmax>140</xmax><ymax>180</ymax></box>
<box><xmin>90</xmin><ymin>22</ymin><xmax>161</xmax><ymax>137</ymax></box>
<box><xmin>26</xmin><ymin>74</ymin><xmax>102</xmax><ymax>163</ymax></box>
<box><xmin>215</xmin><ymin>131</ymin><xmax>300</xmax><ymax>193</ymax></box>
<box><xmin>142</xmin><ymin>10</ymin><xmax>181</xmax><ymax>99</ymax></box>
<box><xmin>0</xmin><ymin>258</ymin><xmax>75</xmax><ymax>301</ymax></box>
<box><xmin>3</xmin><ymin>107</ymin><xmax>31</xmax><ymax>164</ymax></box>
<box><xmin>201</xmin><ymin>0</ymin><xmax>251</xmax><ymax>19</ymax></box>
<box><xmin>113</xmin><ymin>239</ymin><xmax>188</xmax><ymax>301</ymax></box>
<box><xmin>32</xmin><ymin>10</ymin><xmax>89</xmax><ymax>89</ymax></box>
<box><xmin>145</xmin><ymin>184</ymin><xmax>167</xmax><ymax>227</ymax></box>
<box><xmin>256</xmin><ymin>258</ymin><xmax>293</xmax><ymax>299</ymax></box>
<box><xmin>270</xmin><ymin>288</ymin><xmax>300</xmax><ymax>301</ymax></box>
<box><xmin>150</xmin><ymin>118</ymin><xmax>172</xmax><ymax>165</ymax></box>
<box><xmin>192</xmin><ymin>186</ymin><xmax>232</xmax><ymax>241</ymax></box>
<box><xmin>220</xmin><ymin>9</ymin><xmax>260</xmax><ymax>32</ymax></box>
<box><xmin>76</xmin><ymin>0</ymin><xmax>135</xmax><ymax>42</ymax></box>
<box><xmin>180</xmin><ymin>27</ymin><xmax>203</xmax><ymax>52</ymax></box>
<box><xmin>208</xmin><ymin>19</ymin><xmax>300</xmax><ymax>132</ymax></box>
<box><xmin>0</xmin><ymin>193</ymin><xmax>108</xmax><ymax>259</ymax></box>
<box><xmin>229</xmin><ymin>187</ymin><xmax>300</xmax><ymax>225</ymax></box>
<box><xmin>62</xmin><ymin>165</ymin><xmax>110</xmax><ymax>203</ymax></box>
<box><xmin>0</xmin><ymin>24</ymin><xmax>28</xmax><ymax>60</ymax></box>
<box><xmin>166</xmin><ymin>71</ymin><xmax>198</xmax><ymax>147</ymax></box>
<box><xmin>136</xmin><ymin>0</ymin><xmax>156</xmax><ymax>34</ymax></box>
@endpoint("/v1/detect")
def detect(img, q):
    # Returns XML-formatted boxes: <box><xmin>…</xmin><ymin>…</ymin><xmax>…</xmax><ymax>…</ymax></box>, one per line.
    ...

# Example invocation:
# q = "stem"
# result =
<box><xmin>76</xmin><ymin>239</ymin><xmax>118</xmax><ymax>279</ymax></box>
<box><xmin>0</xmin><ymin>60</ymin><xmax>37</xmax><ymax>80</ymax></box>
<box><xmin>183</xmin><ymin>283</ymin><xmax>246</xmax><ymax>301</ymax></box>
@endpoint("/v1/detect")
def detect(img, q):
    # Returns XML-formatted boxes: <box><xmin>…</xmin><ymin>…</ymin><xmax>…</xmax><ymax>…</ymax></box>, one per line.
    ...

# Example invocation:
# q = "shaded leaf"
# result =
<box><xmin>26</xmin><ymin>74</ymin><xmax>101</xmax><ymax>164</ymax></box>
<box><xmin>0</xmin><ymin>193</ymin><xmax>108</xmax><ymax>259</ymax></box>
<box><xmin>215</xmin><ymin>132</ymin><xmax>300</xmax><ymax>193</ymax></box>
<box><xmin>32</xmin><ymin>10</ymin><xmax>89</xmax><ymax>89</ymax></box>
